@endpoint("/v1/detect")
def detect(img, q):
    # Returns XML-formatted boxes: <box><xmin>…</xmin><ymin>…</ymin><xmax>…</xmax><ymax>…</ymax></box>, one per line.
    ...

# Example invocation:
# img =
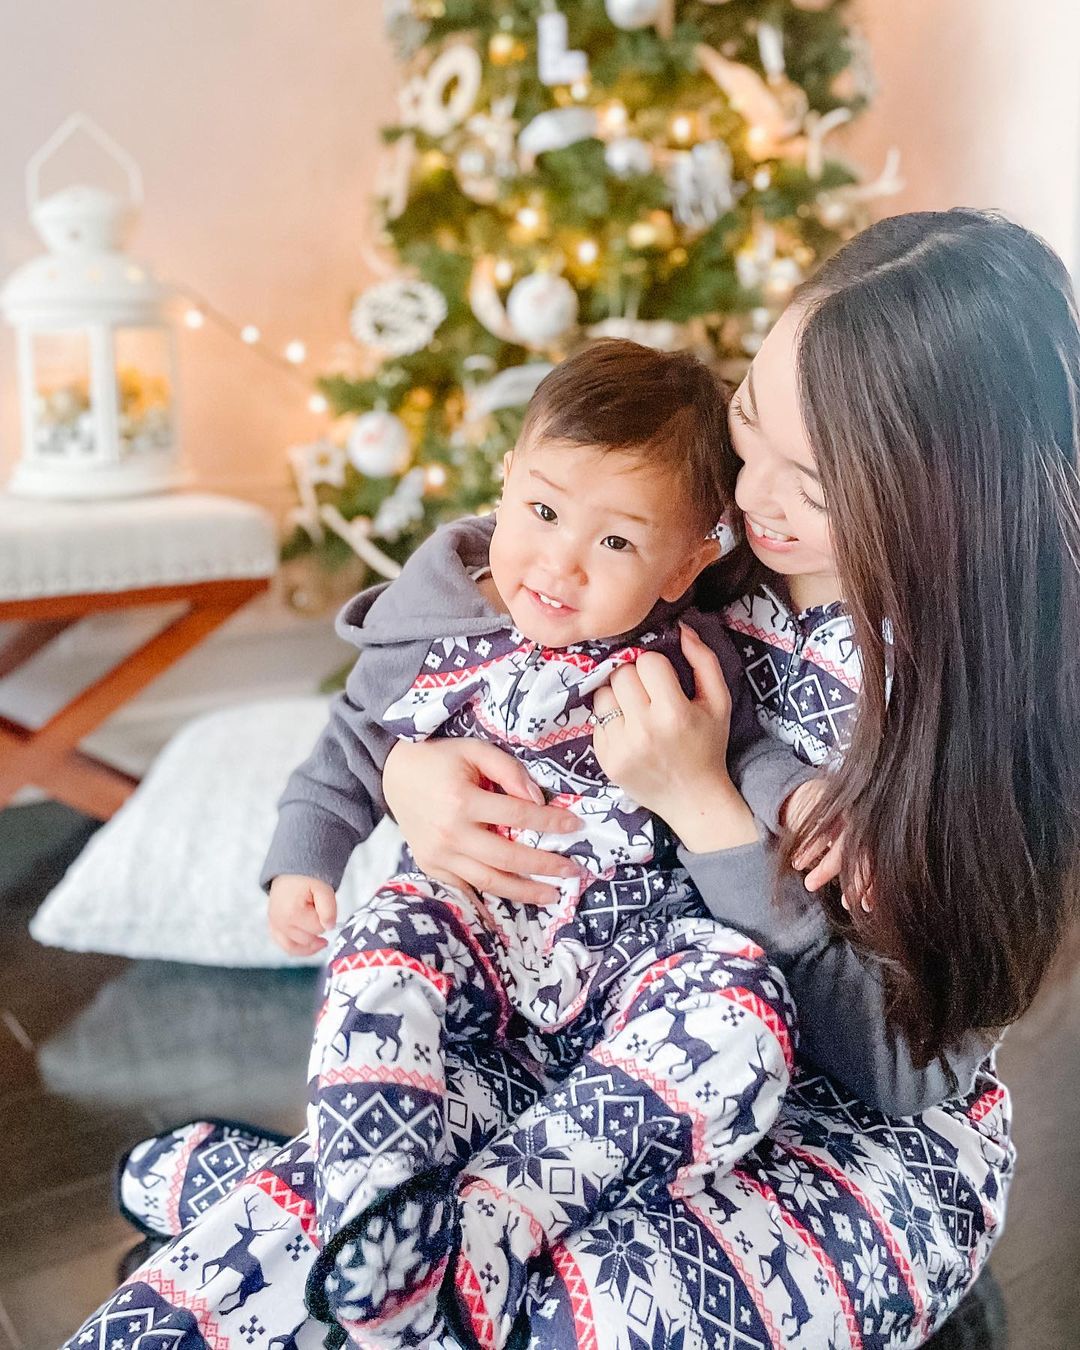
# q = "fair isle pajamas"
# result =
<box><xmin>298</xmin><ymin>872</ymin><xmax>794</xmax><ymax>1347</ymax></box>
<box><xmin>76</xmin><ymin>1050</ymin><xmax>1011</xmax><ymax>1350</ymax></box>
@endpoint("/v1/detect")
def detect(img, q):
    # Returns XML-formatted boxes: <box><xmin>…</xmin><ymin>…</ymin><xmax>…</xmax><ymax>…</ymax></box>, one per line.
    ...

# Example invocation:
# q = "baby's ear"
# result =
<box><xmin>659</xmin><ymin>537</ymin><xmax>722</xmax><ymax>602</ymax></box>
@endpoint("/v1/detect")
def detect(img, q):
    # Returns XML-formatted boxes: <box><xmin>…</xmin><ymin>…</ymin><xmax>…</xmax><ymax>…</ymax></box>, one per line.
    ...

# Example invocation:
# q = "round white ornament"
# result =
<box><xmin>349</xmin><ymin>278</ymin><xmax>447</xmax><ymax>356</ymax></box>
<box><xmin>346</xmin><ymin>410</ymin><xmax>411</xmax><ymax>478</ymax></box>
<box><xmin>604</xmin><ymin>136</ymin><xmax>654</xmax><ymax>178</ymax></box>
<box><xmin>506</xmin><ymin>273</ymin><xmax>579</xmax><ymax>346</ymax></box>
<box><xmin>604</xmin><ymin>0</ymin><xmax>662</xmax><ymax>29</ymax></box>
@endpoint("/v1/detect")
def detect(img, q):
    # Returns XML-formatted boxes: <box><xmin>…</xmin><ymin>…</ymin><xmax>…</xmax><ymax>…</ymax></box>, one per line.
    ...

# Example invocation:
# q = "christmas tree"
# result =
<box><xmin>284</xmin><ymin>0</ymin><xmax>889</xmax><ymax>588</ymax></box>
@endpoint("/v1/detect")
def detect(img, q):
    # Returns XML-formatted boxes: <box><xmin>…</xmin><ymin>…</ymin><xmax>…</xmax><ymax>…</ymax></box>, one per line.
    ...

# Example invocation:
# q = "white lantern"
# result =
<box><xmin>1</xmin><ymin>115</ymin><xmax>182</xmax><ymax>499</ymax></box>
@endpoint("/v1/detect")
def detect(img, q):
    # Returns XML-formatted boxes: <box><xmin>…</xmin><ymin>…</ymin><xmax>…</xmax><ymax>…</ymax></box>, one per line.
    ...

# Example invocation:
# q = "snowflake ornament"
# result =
<box><xmin>349</xmin><ymin>278</ymin><xmax>448</xmax><ymax>357</ymax></box>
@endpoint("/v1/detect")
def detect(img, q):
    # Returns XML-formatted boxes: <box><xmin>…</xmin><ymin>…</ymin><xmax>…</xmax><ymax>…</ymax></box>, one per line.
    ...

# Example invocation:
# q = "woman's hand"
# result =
<box><xmin>591</xmin><ymin>623</ymin><xmax>758</xmax><ymax>853</ymax></box>
<box><xmin>785</xmin><ymin>779</ymin><xmax>873</xmax><ymax>912</ymax></box>
<box><xmin>382</xmin><ymin>739</ymin><xmax>580</xmax><ymax>905</ymax></box>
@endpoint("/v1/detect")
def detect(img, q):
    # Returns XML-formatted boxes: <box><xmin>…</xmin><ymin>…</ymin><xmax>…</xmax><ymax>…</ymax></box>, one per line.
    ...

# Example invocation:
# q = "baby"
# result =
<box><xmin>262</xmin><ymin>340</ymin><xmax>809</xmax><ymax>1348</ymax></box>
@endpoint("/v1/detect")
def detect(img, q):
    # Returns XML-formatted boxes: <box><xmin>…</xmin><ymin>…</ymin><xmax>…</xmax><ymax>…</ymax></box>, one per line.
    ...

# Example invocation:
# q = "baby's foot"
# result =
<box><xmin>306</xmin><ymin>1161</ymin><xmax>460</xmax><ymax>1348</ymax></box>
<box><xmin>445</xmin><ymin>1176</ymin><xmax>543</xmax><ymax>1350</ymax></box>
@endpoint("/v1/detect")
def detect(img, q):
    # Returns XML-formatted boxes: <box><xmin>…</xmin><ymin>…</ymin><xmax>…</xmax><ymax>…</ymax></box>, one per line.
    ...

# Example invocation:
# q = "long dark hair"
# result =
<box><xmin>785</xmin><ymin>209</ymin><xmax>1080</xmax><ymax>1065</ymax></box>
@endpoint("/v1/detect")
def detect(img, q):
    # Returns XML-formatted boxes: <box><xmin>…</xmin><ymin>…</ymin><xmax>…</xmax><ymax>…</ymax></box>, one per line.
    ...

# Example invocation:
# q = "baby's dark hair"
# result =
<box><xmin>520</xmin><ymin>338</ymin><xmax>735</xmax><ymax>533</ymax></box>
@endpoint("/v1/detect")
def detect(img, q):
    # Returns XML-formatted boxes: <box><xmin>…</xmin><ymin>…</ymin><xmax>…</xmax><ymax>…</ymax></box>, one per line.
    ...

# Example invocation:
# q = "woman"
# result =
<box><xmin>67</xmin><ymin>210</ymin><xmax>1078</xmax><ymax>1348</ymax></box>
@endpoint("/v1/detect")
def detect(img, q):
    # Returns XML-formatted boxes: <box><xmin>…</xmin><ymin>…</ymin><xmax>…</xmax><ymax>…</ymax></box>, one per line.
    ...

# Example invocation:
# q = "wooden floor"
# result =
<box><xmin>0</xmin><ymin>802</ymin><xmax>1077</xmax><ymax>1350</ymax></box>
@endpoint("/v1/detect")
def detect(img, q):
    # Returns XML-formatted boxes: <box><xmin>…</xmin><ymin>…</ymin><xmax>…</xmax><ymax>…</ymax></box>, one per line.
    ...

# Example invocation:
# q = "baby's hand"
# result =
<box><xmin>268</xmin><ymin>874</ymin><xmax>338</xmax><ymax>956</ymax></box>
<box><xmin>783</xmin><ymin>780</ymin><xmax>873</xmax><ymax>913</ymax></box>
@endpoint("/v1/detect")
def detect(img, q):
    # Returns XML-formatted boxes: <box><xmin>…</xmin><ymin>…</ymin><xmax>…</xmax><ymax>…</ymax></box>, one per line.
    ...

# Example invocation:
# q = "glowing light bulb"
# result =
<box><xmin>425</xmin><ymin>464</ymin><xmax>448</xmax><ymax>488</ymax></box>
<box><xmin>516</xmin><ymin>206</ymin><xmax>541</xmax><ymax>231</ymax></box>
<box><xmin>240</xmin><ymin>325</ymin><xmax>261</xmax><ymax>344</ymax></box>
<box><xmin>285</xmin><ymin>340</ymin><xmax>307</xmax><ymax>365</ymax></box>
<box><xmin>494</xmin><ymin>258</ymin><xmax>514</xmax><ymax>285</ymax></box>
<box><xmin>183</xmin><ymin>308</ymin><xmax>206</xmax><ymax>329</ymax></box>
<box><xmin>747</xmin><ymin>125</ymin><xmax>771</xmax><ymax>153</ymax></box>
<box><xmin>598</xmin><ymin>101</ymin><xmax>627</xmax><ymax>135</ymax></box>
<box><xmin>671</xmin><ymin>114</ymin><xmax>695</xmax><ymax>145</ymax></box>
<box><xmin>576</xmin><ymin>239</ymin><xmax>599</xmax><ymax>265</ymax></box>
<box><xmin>570</xmin><ymin>79</ymin><xmax>590</xmax><ymax>101</ymax></box>
<box><xmin>308</xmin><ymin>393</ymin><xmax>329</xmax><ymax>414</ymax></box>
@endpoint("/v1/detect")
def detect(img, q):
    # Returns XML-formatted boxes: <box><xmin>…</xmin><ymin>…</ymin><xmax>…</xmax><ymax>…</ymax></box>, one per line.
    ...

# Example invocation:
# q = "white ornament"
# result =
<box><xmin>373</xmin><ymin>467</ymin><xmax>426</xmax><ymax>540</ymax></box>
<box><xmin>383</xmin><ymin>0</ymin><xmax>429</xmax><ymax>58</ymax></box>
<box><xmin>291</xmin><ymin>439</ymin><xmax>347</xmax><ymax>489</ymax></box>
<box><xmin>346</xmin><ymin>410</ymin><xmax>411</xmax><ymax>477</ymax></box>
<box><xmin>604</xmin><ymin>136</ymin><xmax>654</xmax><ymax>178</ymax></box>
<box><xmin>349</xmin><ymin>278</ymin><xmax>447</xmax><ymax>356</ymax></box>
<box><xmin>604</xmin><ymin>0</ymin><xmax>661</xmax><ymax>28</ymax></box>
<box><xmin>469</xmin><ymin>257</ymin><xmax>521</xmax><ymax>342</ymax></box>
<box><xmin>414</xmin><ymin>43</ymin><xmax>482</xmax><ymax>137</ymax></box>
<box><xmin>585</xmin><ymin>317</ymin><xmax>684</xmax><ymax>350</ymax></box>
<box><xmin>506</xmin><ymin>273</ymin><xmax>579</xmax><ymax>347</ymax></box>
<box><xmin>668</xmin><ymin>141</ymin><xmax>736</xmax><ymax>230</ymax></box>
<box><xmin>735</xmin><ymin>223</ymin><xmax>777</xmax><ymax>290</ymax></box>
<box><xmin>465</xmin><ymin>363</ymin><xmax>554</xmax><ymax>422</ymax></box>
<box><xmin>518</xmin><ymin>107</ymin><xmax>598</xmax><ymax>160</ymax></box>
<box><xmin>376</xmin><ymin>134</ymin><xmax>416</xmax><ymax>220</ymax></box>
<box><xmin>802</xmin><ymin>107</ymin><xmax>853</xmax><ymax>180</ymax></box>
<box><xmin>454</xmin><ymin>98</ymin><xmax>519</xmax><ymax>203</ymax></box>
<box><xmin>537</xmin><ymin>9</ymin><xmax>588</xmax><ymax>86</ymax></box>
<box><xmin>756</xmin><ymin>22</ymin><xmax>785</xmax><ymax>81</ymax></box>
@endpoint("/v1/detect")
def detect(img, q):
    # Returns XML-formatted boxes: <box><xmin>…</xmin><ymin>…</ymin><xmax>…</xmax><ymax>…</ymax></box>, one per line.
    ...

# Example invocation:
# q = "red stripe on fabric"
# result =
<box><xmin>733</xmin><ymin>1167</ymin><xmax>863</xmax><ymax>1348</ymax></box>
<box><xmin>681</xmin><ymin>1190</ymin><xmax>787</xmax><ymax>1347</ymax></box>
<box><xmin>130</xmin><ymin>1266</ymin><xmax>231</xmax><ymax>1350</ymax></box>
<box><xmin>968</xmin><ymin>1086</ymin><xmax>1006</xmax><ymax>1124</ymax></box>
<box><xmin>723</xmin><ymin>615</ymin><xmax>797</xmax><ymax>655</ymax></box>
<box><xmin>455</xmin><ymin>1254</ymin><xmax>498</xmax><ymax>1350</ymax></box>
<box><xmin>784</xmin><ymin>1142</ymin><xmax>928</xmax><ymax>1335</ymax></box>
<box><xmin>330</xmin><ymin>945</ymin><xmax>452</xmax><ymax>998</ymax></box>
<box><xmin>550</xmin><ymin>1244</ymin><xmax>600</xmax><ymax>1350</ymax></box>
<box><xmin>716</xmin><ymin>986</ymin><xmax>795</xmax><ymax>1074</ymax></box>
<box><xmin>166</xmin><ymin>1122</ymin><xmax>216</xmax><ymax>1234</ymax></box>
<box><xmin>247</xmin><ymin>1168</ymin><xmax>318</xmax><ymax>1241</ymax></box>
<box><xmin>470</xmin><ymin>703</ymin><xmax>589</xmax><ymax>751</ymax></box>
<box><xmin>317</xmin><ymin>1065</ymin><xmax>444</xmax><ymax>1096</ymax></box>
<box><xmin>800</xmin><ymin>645</ymin><xmax>862</xmax><ymax>692</ymax></box>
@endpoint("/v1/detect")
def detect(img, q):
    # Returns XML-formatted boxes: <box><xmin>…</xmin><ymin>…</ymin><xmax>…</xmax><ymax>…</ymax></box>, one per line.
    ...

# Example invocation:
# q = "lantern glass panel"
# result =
<box><xmin>114</xmin><ymin>326</ymin><xmax>174</xmax><ymax>459</ymax></box>
<box><xmin>31</xmin><ymin>329</ymin><xmax>95</xmax><ymax>457</ymax></box>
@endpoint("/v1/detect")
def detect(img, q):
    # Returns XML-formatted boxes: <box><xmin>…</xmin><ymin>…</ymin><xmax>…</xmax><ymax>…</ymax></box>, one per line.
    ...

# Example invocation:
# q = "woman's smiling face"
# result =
<box><xmin>730</xmin><ymin>307</ymin><xmax>839</xmax><ymax>599</ymax></box>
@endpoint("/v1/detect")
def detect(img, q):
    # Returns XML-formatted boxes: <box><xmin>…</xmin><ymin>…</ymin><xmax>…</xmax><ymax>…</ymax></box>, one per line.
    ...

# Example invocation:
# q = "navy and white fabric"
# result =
<box><xmin>63</xmin><ymin>578</ymin><xmax>1015</xmax><ymax>1350</ymax></box>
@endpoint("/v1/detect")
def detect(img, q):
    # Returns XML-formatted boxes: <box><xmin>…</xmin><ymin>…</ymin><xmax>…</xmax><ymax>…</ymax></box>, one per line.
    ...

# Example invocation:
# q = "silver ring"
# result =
<box><xmin>589</xmin><ymin>708</ymin><xmax>623</xmax><ymax>728</ymax></box>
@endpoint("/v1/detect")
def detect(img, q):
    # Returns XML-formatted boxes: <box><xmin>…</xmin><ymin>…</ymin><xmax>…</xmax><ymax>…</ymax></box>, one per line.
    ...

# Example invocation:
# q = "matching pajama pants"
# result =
<box><xmin>62</xmin><ymin>879</ymin><xmax>1014</xmax><ymax>1350</ymax></box>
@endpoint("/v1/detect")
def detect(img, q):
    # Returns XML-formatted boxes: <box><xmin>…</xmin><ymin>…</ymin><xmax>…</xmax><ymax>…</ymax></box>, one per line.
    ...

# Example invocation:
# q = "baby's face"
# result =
<box><xmin>488</xmin><ymin>435</ymin><xmax>718</xmax><ymax>647</ymax></box>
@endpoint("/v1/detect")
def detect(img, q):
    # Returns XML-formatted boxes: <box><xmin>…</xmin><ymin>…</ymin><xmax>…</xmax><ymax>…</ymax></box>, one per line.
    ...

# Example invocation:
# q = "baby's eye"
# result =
<box><xmin>531</xmin><ymin>502</ymin><xmax>557</xmax><ymax>523</ymax></box>
<box><xmin>602</xmin><ymin>535</ymin><xmax>632</xmax><ymax>552</ymax></box>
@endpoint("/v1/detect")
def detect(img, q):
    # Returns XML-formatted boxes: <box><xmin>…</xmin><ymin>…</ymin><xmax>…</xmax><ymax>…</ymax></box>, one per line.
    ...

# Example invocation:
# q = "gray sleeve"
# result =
<box><xmin>679</xmin><ymin>839</ymin><xmax>998</xmax><ymax>1115</ymax></box>
<box><xmin>258</xmin><ymin>668</ymin><xmax>397</xmax><ymax>894</ymax></box>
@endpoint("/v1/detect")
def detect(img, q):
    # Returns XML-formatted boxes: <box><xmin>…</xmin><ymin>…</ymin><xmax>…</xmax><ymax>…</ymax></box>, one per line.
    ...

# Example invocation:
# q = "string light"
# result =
<box><xmin>425</xmin><ymin>463</ymin><xmax>448</xmax><ymax>488</ymax></box>
<box><xmin>494</xmin><ymin>258</ymin><xmax>514</xmax><ymax>285</ymax></box>
<box><xmin>171</xmin><ymin>284</ymin><xmax>324</xmax><ymax>416</ymax></box>
<box><xmin>570</xmin><ymin>79</ymin><xmax>590</xmax><ymax>101</ymax></box>
<box><xmin>670</xmin><ymin>114</ymin><xmax>695</xmax><ymax>145</ymax></box>
<box><xmin>516</xmin><ymin>205</ymin><xmax>542</xmax><ymax>231</ymax></box>
<box><xmin>576</xmin><ymin>239</ymin><xmax>599</xmax><ymax>265</ymax></box>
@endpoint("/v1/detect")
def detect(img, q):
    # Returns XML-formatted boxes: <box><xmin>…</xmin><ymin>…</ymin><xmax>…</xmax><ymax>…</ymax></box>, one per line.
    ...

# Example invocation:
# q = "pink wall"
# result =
<box><xmin>0</xmin><ymin>2</ymin><xmax>1076</xmax><ymax>514</ymax></box>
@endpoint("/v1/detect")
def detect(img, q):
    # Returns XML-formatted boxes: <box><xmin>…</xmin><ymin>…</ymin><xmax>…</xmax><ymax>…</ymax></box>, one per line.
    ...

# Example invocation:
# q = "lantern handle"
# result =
<box><xmin>26</xmin><ymin>113</ymin><xmax>144</xmax><ymax>216</ymax></box>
